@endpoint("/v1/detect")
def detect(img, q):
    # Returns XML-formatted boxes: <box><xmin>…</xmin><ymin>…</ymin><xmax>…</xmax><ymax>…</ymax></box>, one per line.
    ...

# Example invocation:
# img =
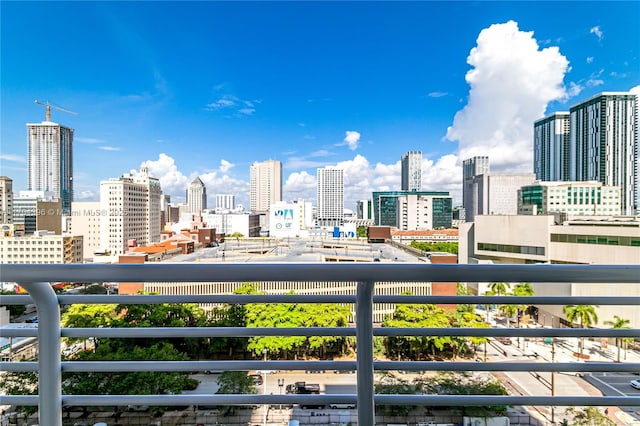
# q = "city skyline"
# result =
<box><xmin>1</xmin><ymin>2</ymin><xmax>639</xmax><ymax>209</ymax></box>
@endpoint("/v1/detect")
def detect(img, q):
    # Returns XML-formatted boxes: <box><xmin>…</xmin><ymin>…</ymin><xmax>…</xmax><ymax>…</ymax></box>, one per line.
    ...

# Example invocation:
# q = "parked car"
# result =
<box><xmin>631</xmin><ymin>379</ymin><xmax>640</xmax><ymax>390</ymax></box>
<box><xmin>249</xmin><ymin>373</ymin><xmax>263</xmax><ymax>385</ymax></box>
<box><xmin>496</xmin><ymin>337</ymin><xmax>512</xmax><ymax>345</ymax></box>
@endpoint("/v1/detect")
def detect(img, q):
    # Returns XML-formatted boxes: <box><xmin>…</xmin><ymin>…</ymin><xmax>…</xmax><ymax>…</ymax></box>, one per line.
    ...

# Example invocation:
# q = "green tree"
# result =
<box><xmin>214</xmin><ymin>371</ymin><xmax>257</xmax><ymax>415</ymax></box>
<box><xmin>375</xmin><ymin>373</ymin><xmax>424</xmax><ymax>416</ymax></box>
<box><xmin>565</xmin><ymin>406</ymin><xmax>615</xmax><ymax>425</ymax></box>
<box><xmin>383</xmin><ymin>299</ymin><xmax>451</xmax><ymax>359</ymax></box>
<box><xmin>489</xmin><ymin>282</ymin><xmax>511</xmax><ymax>297</ymax></box>
<box><xmin>604</xmin><ymin>315</ymin><xmax>630</xmax><ymax>363</ymax></box>
<box><xmin>409</xmin><ymin>241</ymin><xmax>458</xmax><ymax>255</ymax></box>
<box><xmin>356</xmin><ymin>225</ymin><xmax>367</xmax><ymax>238</ymax></box>
<box><xmin>563</xmin><ymin>304</ymin><xmax>599</xmax><ymax>358</ymax></box>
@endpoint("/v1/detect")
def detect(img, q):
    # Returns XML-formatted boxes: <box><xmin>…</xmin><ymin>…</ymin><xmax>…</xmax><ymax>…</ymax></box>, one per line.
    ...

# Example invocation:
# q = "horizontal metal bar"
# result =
<box><xmin>4</xmin><ymin>360</ymin><xmax>639</xmax><ymax>374</ymax></box>
<box><xmin>2</xmin><ymin>394</ymin><xmax>638</xmax><ymax>407</ymax></box>
<box><xmin>52</xmin><ymin>327</ymin><xmax>640</xmax><ymax>338</ymax></box>
<box><xmin>3</xmin><ymin>293</ymin><xmax>639</xmax><ymax>306</ymax></box>
<box><xmin>4</xmin><ymin>326</ymin><xmax>636</xmax><ymax>339</ymax></box>
<box><xmin>2</xmin><ymin>263</ymin><xmax>639</xmax><ymax>283</ymax></box>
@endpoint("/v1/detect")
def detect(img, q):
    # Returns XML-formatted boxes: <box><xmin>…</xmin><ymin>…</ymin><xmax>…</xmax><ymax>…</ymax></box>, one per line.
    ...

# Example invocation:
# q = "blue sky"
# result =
<box><xmin>1</xmin><ymin>1</ymin><xmax>639</xmax><ymax>209</ymax></box>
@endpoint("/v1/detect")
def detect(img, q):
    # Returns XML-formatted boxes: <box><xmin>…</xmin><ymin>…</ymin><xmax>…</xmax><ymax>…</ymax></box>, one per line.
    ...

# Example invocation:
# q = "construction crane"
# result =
<box><xmin>34</xmin><ymin>100</ymin><xmax>78</xmax><ymax>121</ymax></box>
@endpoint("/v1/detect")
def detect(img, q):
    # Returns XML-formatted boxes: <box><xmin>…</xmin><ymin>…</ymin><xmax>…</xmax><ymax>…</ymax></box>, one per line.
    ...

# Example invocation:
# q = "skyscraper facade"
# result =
<box><xmin>216</xmin><ymin>194</ymin><xmax>235</xmax><ymax>211</ymax></box>
<box><xmin>534</xmin><ymin>112</ymin><xmax>571</xmax><ymax>181</ymax></box>
<box><xmin>569</xmin><ymin>92</ymin><xmax>638</xmax><ymax>215</ymax></box>
<box><xmin>250</xmin><ymin>160</ymin><xmax>282</xmax><ymax>213</ymax></box>
<box><xmin>401</xmin><ymin>151</ymin><xmax>422</xmax><ymax>191</ymax></box>
<box><xmin>187</xmin><ymin>176</ymin><xmax>207</xmax><ymax>213</ymax></box>
<box><xmin>0</xmin><ymin>176</ymin><xmax>13</xmax><ymax>224</ymax></box>
<box><xmin>462</xmin><ymin>156</ymin><xmax>489</xmax><ymax>222</ymax></box>
<box><xmin>27</xmin><ymin>119</ymin><xmax>74</xmax><ymax>212</ymax></box>
<box><xmin>316</xmin><ymin>167</ymin><xmax>344</xmax><ymax>227</ymax></box>
<box><xmin>99</xmin><ymin>166</ymin><xmax>162</xmax><ymax>255</ymax></box>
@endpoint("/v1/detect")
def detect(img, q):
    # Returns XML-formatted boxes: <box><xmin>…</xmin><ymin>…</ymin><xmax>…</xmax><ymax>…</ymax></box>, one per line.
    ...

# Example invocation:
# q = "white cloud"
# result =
<box><xmin>205</xmin><ymin>94</ymin><xmax>259</xmax><ymax>117</ymax></box>
<box><xmin>586</xmin><ymin>56</ymin><xmax>594</xmax><ymax>64</ymax></box>
<box><xmin>428</xmin><ymin>91</ymin><xmax>448</xmax><ymax>98</ymax></box>
<box><xmin>98</xmin><ymin>146</ymin><xmax>122</xmax><ymax>151</ymax></box>
<box><xmin>219</xmin><ymin>159</ymin><xmax>234</xmax><ymax>173</ymax></box>
<box><xmin>141</xmin><ymin>153</ymin><xmax>189</xmax><ymax>196</ymax></box>
<box><xmin>284</xmin><ymin>171</ymin><xmax>316</xmax><ymax>198</ymax></box>
<box><xmin>75</xmin><ymin>190</ymin><xmax>96</xmax><ymax>200</ymax></box>
<box><xmin>445</xmin><ymin>20</ymin><xmax>569</xmax><ymax>172</ymax></box>
<box><xmin>75</xmin><ymin>137</ymin><xmax>104</xmax><ymax>144</ymax></box>
<box><xmin>590</xmin><ymin>26</ymin><xmax>603</xmax><ymax>41</ymax></box>
<box><xmin>343</xmin><ymin>131</ymin><xmax>361</xmax><ymax>151</ymax></box>
<box><xmin>0</xmin><ymin>154</ymin><xmax>26</xmax><ymax>163</ymax></box>
<box><xmin>629</xmin><ymin>85</ymin><xmax>640</xmax><ymax>96</ymax></box>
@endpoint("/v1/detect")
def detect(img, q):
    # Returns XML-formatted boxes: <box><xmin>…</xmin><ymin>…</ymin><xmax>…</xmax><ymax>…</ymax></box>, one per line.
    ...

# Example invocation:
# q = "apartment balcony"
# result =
<box><xmin>1</xmin><ymin>263</ymin><xmax>639</xmax><ymax>426</ymax></box>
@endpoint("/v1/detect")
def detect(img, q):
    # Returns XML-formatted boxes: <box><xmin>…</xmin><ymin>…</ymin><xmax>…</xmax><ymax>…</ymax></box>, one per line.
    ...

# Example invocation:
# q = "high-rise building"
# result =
<box><xmin>569</xmin><ymin>92</ymin><xmax>638</xmax><ymax>215</ymax></box>
<box><xmin>187</xmin><ymin>176</ymin><xmax>207</xmax><ymax>213</ymax></box>
<box><xmin>401</xmin><ymin>151</ymin><xmax>422</xmax><ymax>191</ymax></box>
<box><xmin>0</xmin><ymin>176</ymin><xmax>13</xmax><ymax>224</ymax></box>
<box><xmin>250</xmin><ymin>160</ymin><xmax>282</xmax><ymax>213</ymax></box>
<box><xmin>316</xmin><ymin>167</ymin><xmax>344</xmax><ymax>227</ymax></box>
<box><xmin>462</xmin><ymin>156</ymin><xmax>489</xmax><ymax>222</ymax></box>
<box><xmin>27</xmin><ymin>118</ymin><xmax>74</xmax><ymax>212</ymax></box>
<box><xmin>462</xmin><ymin>156</ymin><xmax>536</xmax><ymax>221</ymax></box>
<box><xmin>99</xmin><ymin>166</ymin><xmax>162</xmax><ymax>255</ymax></box>
<box><xmin>534</xmin><ymin>112</ymin><xmax>571</xmax><ymax>181</ymax></box>
<box><xmin>216</xmin><ymin>194</ymin><xmax>235</xmax><ymax>211</ymax></box>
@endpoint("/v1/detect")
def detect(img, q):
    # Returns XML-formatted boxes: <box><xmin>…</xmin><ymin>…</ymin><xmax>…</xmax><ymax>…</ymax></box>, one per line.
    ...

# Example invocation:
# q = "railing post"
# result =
<box><xmin>21</xmin><ymin>282</ymin><xmax>62</xmax><ymax>426</ymax></box>
<box><xmin>356</xmin><ymin>280</ymin><xmax>375</xmax><ymax>425</ymax></box>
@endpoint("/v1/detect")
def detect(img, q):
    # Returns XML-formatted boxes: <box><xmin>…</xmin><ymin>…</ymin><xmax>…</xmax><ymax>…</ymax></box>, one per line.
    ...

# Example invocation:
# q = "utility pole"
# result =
<box><xmin>551</xmin><ymin>337</ymin><xmax>556</xmax><ymax>424</ymax></box>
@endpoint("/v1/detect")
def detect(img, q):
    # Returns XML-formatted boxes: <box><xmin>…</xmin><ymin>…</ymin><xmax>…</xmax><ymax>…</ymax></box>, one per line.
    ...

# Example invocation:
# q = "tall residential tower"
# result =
<box><xmin>401</xmin><ymin>151</ymin><xmax>422</xmax><ymax>191</ymax></box>
<box><xmin>187</xmin><ymin>176</ymin><xmax>207</xmax><ymax>213</ymax></box>
<box><xmin>27</xmin><ymin>117</ymin><xmax>74</xmax><ymax>212</ymax></box>
<box><xmin>316</xmin><ymin>167</ymin><xmax>344</xmax><ymax>227</ymax></box>
<box><xmin>249</xmin><ymin>160</ymin><xmax>282</xmax><ymax>213</ymax></box>
<box><xmin>570</xmin><ymin>92</ymin><xmax>638</xmax><ymax>215</ymax></box>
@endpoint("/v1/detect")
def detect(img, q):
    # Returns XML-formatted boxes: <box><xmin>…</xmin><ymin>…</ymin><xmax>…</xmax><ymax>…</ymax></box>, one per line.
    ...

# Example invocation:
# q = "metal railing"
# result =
<box><xmin>1</xmin><ymin>263</ymin><xmax>640</xmax><ymax>426</ymax></box>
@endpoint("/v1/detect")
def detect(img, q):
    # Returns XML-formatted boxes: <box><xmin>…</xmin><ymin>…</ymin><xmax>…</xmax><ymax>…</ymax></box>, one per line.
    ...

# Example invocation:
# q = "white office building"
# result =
<box><xmin>99</xmin><ymin>166</ymin><xmax>162</xmax><ymax>255</ymax></box>
<box><xmin>316</xmin><ymin>167</ymin><xmax>344</xmax><ymax>227</ymax></box>
<box><xmin>27</xmin><ymin>119</ymin><xmax>74</xmax><ymax>213</ymax></box>
<box><xmin>569</xmin><ymin>92</ymin><xmax>638</xmax><ymax>216</ymax></box>
<box><xmin>250</xmin><ymin>160</ymin><xmax>282</xmax><ymax>213</ymax></box>
<box><xmin>396</xmin><ymin>193</ymin><xmax>454</xmax><ymax>230</ymax></box>
<box><xmin>69</xmin><ymin>201</ymin><xmax>101</xmax><ymax>261</ymax></box>
<box><xmin>458</xmin><ymin>214</ymin><xmax>640</xmax><ymax>329</ymax></box>
<box><xmin>0</xmin><ymin>229</ymin><xmax>83</xmax><ymax>264</ymax></box>
<box><xmin>463</xmin><ymin>157</ymin><xmax>535</xmax><ymax>221</ymax></box>
<box><xmin>401</xmin><ymin>151</ymin><xmax>422</xmax><ymax>191</ymax></box>
<box><xmin>518</xmin><ymin>181</ymin><xmax>621</xmax><ymax>216</ymax></box>
<box><xmin>187</xmin><ymin>176</ymin><xmax>207</xmax><ymax>213</ymax></box>
<box><xmin>534</xmin><ymin>112</ymin><xmax>571</xmax><ymax>182</ymax></box>
<box><xmin>216</xmin><ymin>194</ymin><xmax>235</xmax><ymax>211</ymax></box>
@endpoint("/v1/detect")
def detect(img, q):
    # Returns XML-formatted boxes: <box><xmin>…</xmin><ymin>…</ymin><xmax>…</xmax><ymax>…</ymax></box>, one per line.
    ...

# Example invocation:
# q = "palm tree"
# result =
<box><xmin>513</xmin><ymin>283</ymin><xmax>535</xmax><ymax>348</ymax></box>
<box><xmin>489</xmin><ymin>281</ymin><xmax>511</xmax><ymax>297</ymax></box>
<box><xmin>604</xmin><ymin>315</ymin><xmax>630</xmax><ymax>363</ymax></box>
<box><xmin>563</xmin><ymin>304</ymin><xmax>599</xmax><ymax>358</ymax></box>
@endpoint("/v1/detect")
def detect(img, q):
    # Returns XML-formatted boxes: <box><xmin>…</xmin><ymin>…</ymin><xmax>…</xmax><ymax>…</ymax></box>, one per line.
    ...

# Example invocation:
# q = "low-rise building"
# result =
<box><xmin>0</xmin><ymin>229</ymin><xmax>83</xmax><ymax>264</ymax></box>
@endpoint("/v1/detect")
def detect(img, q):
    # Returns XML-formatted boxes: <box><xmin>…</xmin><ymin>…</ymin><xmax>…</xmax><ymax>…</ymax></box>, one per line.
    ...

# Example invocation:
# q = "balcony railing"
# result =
<box><xmin>1</xmin><ymin>263</ymin><xmax>639</xmax><ymax>426</ymax></box>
